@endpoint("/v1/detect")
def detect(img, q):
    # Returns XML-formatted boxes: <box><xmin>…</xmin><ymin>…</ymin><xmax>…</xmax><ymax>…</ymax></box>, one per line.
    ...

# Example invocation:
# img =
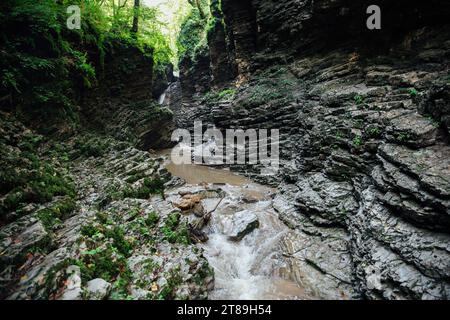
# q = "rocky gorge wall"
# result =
<box><xmin>171</xmin><ymin>1</ymin><xmax>450</xmax><ymax>299</ymax></box>
<box><xmin>80</xmin><ymin>40</ymin><xmax>175</xmax><ymax>151</ymax></box>
<box><xmin>0</xmin><ymin>35</ymin><xmax>195</xmax><ymax>299</ymax></box>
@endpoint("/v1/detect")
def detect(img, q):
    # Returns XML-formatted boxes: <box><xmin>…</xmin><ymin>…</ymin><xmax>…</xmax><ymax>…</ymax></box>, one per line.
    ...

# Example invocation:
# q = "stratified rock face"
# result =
<box><xmin>171</xmin><ymin>0</ymin><xmax>450</xmax><ymax>299</ymax></box>
<box><xmin>82</xmin><ymin>40</ymin><xmax>174</xmax><ymax>150</ymax></box>
<box><xmin>420</xmin><ymin>82</ymin><xmax>450</xmax><ymax>133</ymax></box>
<box><xmin>179</xmin><ymin>46</ymin><xmax>212</xmax><ymax>99</ymax></box>
<box><xmin>0</xmin><ymin>113</ymin><xmax>213</xmax><ymax>300</ymax></box>
<box><xmin>180</xmin><ymin>0</ymin><xmax>450</xmax><ymax>96</ymax></box>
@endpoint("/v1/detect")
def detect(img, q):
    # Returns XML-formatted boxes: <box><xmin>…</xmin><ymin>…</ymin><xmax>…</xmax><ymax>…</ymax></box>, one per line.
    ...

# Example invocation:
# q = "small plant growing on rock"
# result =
<box><xmin>36</xmin><ymin>198</ymin><xmax>77</xmax><ymax>231</ymax></box>
<box><xmin>407</xmin><ymin>88</ymin><xmax>418</xmax><ymax>97</ymax></box>
<box><xmin>218</xmin><ymin>88</ymin><xmax>236</xmax><ymax>100</ymax></box>
<box><xmin>426</xmin><ymin>115</ymin><xmax>440</xmax><ymax>128</ymax></box>
<box><xmin>396</xmin><ymin>132</ymin><xmax>411</xmax><ymax>142</ymax></box>
<box><xmin>105</xmin><ymin>226</ymin><xmax>135</xmax><ymax>257</ymax></box>
<box><xmin>145</xmin><ymin>211</ymin><xmax>160</xmax><ymax>227</ymax></box>
<box><xmin>77</xmin><ymin>246</ymin><xmax>129</xmax><ymax>283</ymax></box>
<box><xmin>157</xmin><ymin>267</ymin><xmax>183</xmax><ymax>300</ymax></box>
<box><xmin>162</xmin><ymin>212</ymin><xmax>190</xmax><ymax>245</ymax></box>
<box><xmin>352</xmin><ymin>136</ymin><xmax>363</xmax><ymax>147</ymax></box>
<box><xmin>366</xmin><ymin>126</ymin><xmax>382</xmax><ymax>138</ymax></box>
<box><xmin>353</xmin><ymin>94</ymin><xmax>364</xmax><ymax>105</ymax></box>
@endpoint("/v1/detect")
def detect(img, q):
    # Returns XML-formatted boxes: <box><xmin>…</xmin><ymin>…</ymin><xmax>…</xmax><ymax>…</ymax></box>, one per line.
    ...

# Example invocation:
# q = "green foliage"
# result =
<box><xmin>352</xmin><ymin>136</ymin><xmax>363</xmax><ymax>147</ymax></box>
<box><xmin>192</xmin><ymin>262</ymin><xmax>214</xmax><ymax>285</ymax></box>
<box><xmin>176</xmin><ymin>0</ymin><xmax>210</xmax><ymax>61</ymax></box>
<box><xmin>0</xmin><ymin>131</ymin><xmax>76</xmax><ymax>219</ymax></box>
<box><xmin>407</xmin><ymin>88</ymin><xmax>418</xmax><ymax>97</ymax></box>
<box><xmin>222</xmin><ymin>67</ymin><xmax>298</xmax><ymax>109</ymax></box>
<box><xmin>143</xmin><ymin>258</ymin><xmax>160</xmax><ymax>274</ymax></box>
<box><xmin>162</xmin><ymin>212</ymin><xmax>190</xmax><ymax>245</ymax></box>
<box><xmin>81</xmin><ymin>222</ymin><xmax>134</xmax><ymax>258</ymax></box>
<box><xmin>242</xmin><ymin>80</ymin><xmax>295</xmax><ymax>108</ymax></box>
<box><xmin>202</xmin><ymin>87</ymin><xmax>236</xmax><ymax>103</ymax></box>
<box><xmin>425</xmin><ymin>115</ymin><xmax>440</xmax><ymax>128</ymax></box>
<box><xmin>396</xmin><ymin>131</ymin><xmax>411</xmax><ymax>142</ymax></box>
<box><xmin>0</xmin><ymin>0</ymin><xmax>178</xmax><ymax>129</ymax></box>
<box><xmin>157</xmin><ymin>266</ymin><xmax>183</xmax><ymax>299</ymax></box>
<box><xmin>145</xmin><ymin>211</ymin><xmax>160</xmax><ymax>227</ymax></box>
<box><xmin>165</xmin><ymin>212</ymin><xmax>181</xmax><ymax>230</ymax></box>
<box><xmin>122</xmin><ymin>177</ymin><xmax>165</xmax><ymax>200</ymax></box>
<box><xmin>73</xmin><ymin>135</ymin><xmax>111</xmax><ymax>158</ymax></box>
<box><xmin>81</xmin><ymin>223</ymin><xmax>100</xmax><ymax>238</ymax></box>
<box><xmin>76</xmin><ymin>246</ymin><xmax>129</xmax><ymax>282</ymax></box>
<box><xmin>366</xmin><ymin>126</ymin><xmax>382</xmax><ymax>138</ymax></box>
<box><xmin>36</xmin><ymin>197</ymin><xmax>77</xmax><ymax>231</ymax></box>
<box><xmin>105</xmin><ymin>226</ymin><xmax>134</xmax><ymax>257</ymax></box>
<box><xmin>353</xmin><ymin>94</ymin><xmax>365</xmax><ymax>105</ymax></box>
<box><xmin>0</xmin><ymin>0</ymin><xmax>100</xmax><ymax>128</ymax></box>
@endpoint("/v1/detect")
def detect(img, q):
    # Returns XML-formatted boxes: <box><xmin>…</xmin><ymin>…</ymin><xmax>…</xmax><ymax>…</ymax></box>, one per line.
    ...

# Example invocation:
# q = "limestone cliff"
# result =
<box><xmin>172</xmin><ymin>0</ymin><xmax>450</xmax><ymax>299</ymax></box>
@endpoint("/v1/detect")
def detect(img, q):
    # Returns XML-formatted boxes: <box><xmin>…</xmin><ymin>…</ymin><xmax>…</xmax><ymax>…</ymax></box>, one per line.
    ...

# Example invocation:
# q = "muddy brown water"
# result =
<box><xmin>153</xmin><ymin>149</ymin><xmax>311</xmax><ymax>300</ymax></box>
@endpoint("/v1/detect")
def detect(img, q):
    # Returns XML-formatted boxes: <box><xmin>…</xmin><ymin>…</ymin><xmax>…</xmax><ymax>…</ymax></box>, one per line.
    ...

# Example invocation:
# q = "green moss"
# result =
<box><xmin>73</xmin><ymin>135</ymin><xmax>111</xmax><ymax>158</ymax></box>
<box><xmin>77</xmin><ymin>246</ymin><xmax>128</xmax><ymax>282</ymax></box>
<box><xmin>36</xmin><ymin>198</ymin><xmax>77</xmax><ymax>231</ymax></box>
<box><xmin>42</xmin><ymin>259</ymin><xmax>74</xmax><ymax>299</ymax></box>
<box><xmin>407</xmin><ymin>88</ymin><xmax>418</xmax><ymax>97</ymax></box>
<box><xmin>352</xmin><ymin>136</ymin><xmax>363</xmax><ymax>148</ymax></box>
<box><xmin>121</xmin><ymin>177</ymin><xmax>165</xmax><ymax>200</ymax></box>
<box><xmin>82</xmin><ymin>223</ymin><xmax>134</xmax><ymax>257</ymax></box>
<box><xmin>0</xmin><ymin>143</ymin><xmax>75</xmax><ymax>219</ymax></box>
<box><xmin>243</xmin><ymin>83</ymin><xmax>293</xmax><ymax>108</ymax></box>
<box><xmin>353</xmin><ymin>94</ymin><xmax>365</xmax><ymax>105</ymax></box>
<box><xmin>125</xmin><ymin>171</ymin><xmax>146</xmax><ymax>184</ymax></box>
<box><xmin>81</xmin><ymin>224</ymin><xmax>101</xmax><ymax>238</ymax></box>
<box><xmin>109</xmin><ymin>272</ymin><xmax>134</xmax><ymax>300</ymax></box>
<box><xmin>192</xmin><ymin>262</ymin><xmax>214</xmax><ymax>285</ymax></box>
<box><xmin>396</xmin><ymin>131</ymin><xmax>411</xmax><ymax>142</ymax></box>
<box><xmin>104</xmin><ymin>226</ymin><xmax>134</xmax><ymax>257</ymax></box>
<box><xmin>366</xmin><ymin>126</ymin><xmax>381</xmax><ymax>137</ymax></box>
<box><xmin>157</xmin><ymin>267</ymin><xmax>183</xmax><ymax>300</ymax></box>
<box><xmin>162</xmin><ymin>212</ymin><xmax>190</xmax><ymax>245</ymax></box>
<box><xmin>95</xmin><ymin>211</ymin><xmax>110</xmax><ymax>224</ymax></box>
<box><xmin>143</xmin><ymin>258</ymin><xmax>160</xmax><ymax>274</ymax></box>
<box><xmin>202</xmin><ymin>87</ymin><xmax>236</xmax><ymax>103</ymax></box>
<box><xmin>145</xmin><ymin>211</ymin><xmax>160</xmax><ymax>227</ymax></box>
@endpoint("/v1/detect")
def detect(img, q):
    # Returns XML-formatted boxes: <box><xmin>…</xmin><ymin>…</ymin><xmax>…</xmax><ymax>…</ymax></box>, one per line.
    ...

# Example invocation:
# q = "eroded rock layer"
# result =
<box><xmin>171</xmin><ymin>1</ymin><xmax>450</xmax><ymax>299</ymax></box>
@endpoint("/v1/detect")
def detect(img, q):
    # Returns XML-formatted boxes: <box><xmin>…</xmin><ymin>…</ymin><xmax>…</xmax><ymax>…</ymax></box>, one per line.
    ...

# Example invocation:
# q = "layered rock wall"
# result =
<box><xmin>172</xmin><ymin>1</ymin><xmax>450</xmax><ymax>299</ymax></box>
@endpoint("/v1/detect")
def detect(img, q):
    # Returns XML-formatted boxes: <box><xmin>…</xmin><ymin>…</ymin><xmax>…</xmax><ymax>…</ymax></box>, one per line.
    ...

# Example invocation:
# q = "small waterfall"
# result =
<box><xmin>156</xmin><ymin>148</ymin><xmax>310</xmax><ymax>300</ymax></box>
<box><xmin>158</xmin><ymin>91</ymin><xmax>167</xmax><ymax>105</ymax></box>
<box><xmin>201</xmin><ymin>190</ymin><xmax>302</xmax><ymax>300</ymax></box>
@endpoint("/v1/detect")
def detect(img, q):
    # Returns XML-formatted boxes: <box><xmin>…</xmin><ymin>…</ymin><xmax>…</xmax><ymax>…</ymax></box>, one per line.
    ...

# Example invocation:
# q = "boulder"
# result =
<box><xmin>59</xmin><ymin>265</ymin><xmax>83</xmax><ymax>300</ymax></box>
<box><xmin>225</xmin><ymin>210</ymin><xmax>260</xmax><ymax>241</ymax></box>
<box><xmin>86</xmin><ymin>278</ymin><xmax>111</xmax><ymax>300</ymax></box>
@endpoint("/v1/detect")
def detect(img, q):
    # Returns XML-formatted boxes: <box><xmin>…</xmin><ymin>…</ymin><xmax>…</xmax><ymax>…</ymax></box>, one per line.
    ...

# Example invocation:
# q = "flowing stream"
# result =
<box><xmin>154</xmin><ymin>149</ymin><xmax>310</xmax><ymax>300</ymax></box>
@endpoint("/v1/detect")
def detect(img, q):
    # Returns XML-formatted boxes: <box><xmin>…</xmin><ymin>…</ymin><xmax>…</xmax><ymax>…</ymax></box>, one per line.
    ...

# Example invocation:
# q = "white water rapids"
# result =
<box><xmin>155</xmin><ymin>149</ymin><xmax>310</xmax><ymax>300</ymax></box>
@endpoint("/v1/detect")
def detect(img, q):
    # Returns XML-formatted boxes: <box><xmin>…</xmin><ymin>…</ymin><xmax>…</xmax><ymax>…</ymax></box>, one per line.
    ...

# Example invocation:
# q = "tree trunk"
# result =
<box><xmin>131</xmin><ymin>0</ymin><xmax>140</xmax><ymax>35</ymax></box>
<box><xmin>188</xmin><ymin>0</ymin><xmax>206</xmax><ymax>19</ymax></box>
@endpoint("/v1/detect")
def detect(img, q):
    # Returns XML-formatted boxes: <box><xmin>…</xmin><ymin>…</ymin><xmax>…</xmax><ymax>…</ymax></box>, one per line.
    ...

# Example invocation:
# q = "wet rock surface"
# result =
<box><xmin>0</xmin><ymin>121</ymin><xmax>213</xmax><ymax>299</ymax></box>
<box><xmin>225</xmin><ymin>210</ymin><xmax>259</xmax><ymax>241</ymax></box>
<box><xmin>168</xmin><ymin>1</ymin><xmax>450</xmax><ymax>299</ymax></box>
<box><xmin>2</xmin><ymin>0</ymin><xmax>450</xmax><ymax>301</ymax></box>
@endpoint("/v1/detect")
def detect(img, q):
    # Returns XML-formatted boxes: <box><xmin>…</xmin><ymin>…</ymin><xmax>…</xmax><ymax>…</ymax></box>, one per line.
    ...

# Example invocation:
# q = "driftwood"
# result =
<box><xmin>188</xmin><ymin>223</ymin><xmax>209</xmax><ymax>243</ymax></box>
<box><xmin>188</xmin><ymin>197</ymin><xmax>225</xmax><ymax>243</ymax></box>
